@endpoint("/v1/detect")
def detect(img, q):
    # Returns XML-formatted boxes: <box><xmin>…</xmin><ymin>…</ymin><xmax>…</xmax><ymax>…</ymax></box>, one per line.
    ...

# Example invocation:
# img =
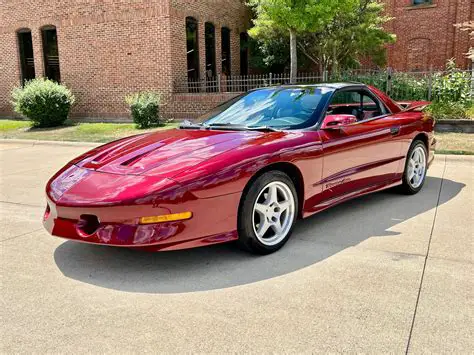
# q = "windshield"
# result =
<box><xmin>196</xmin><ymin>87</ymin><xmax>333</xmax><ymax>129</ymax></box>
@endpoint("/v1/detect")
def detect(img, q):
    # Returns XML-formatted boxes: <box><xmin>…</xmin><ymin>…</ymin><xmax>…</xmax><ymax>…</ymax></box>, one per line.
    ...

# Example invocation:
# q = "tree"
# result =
<box><xmin>301</xmin><ymin>0</ymin><xmax>395</xmax><ymax>73</ymax></box>
<box><xmin>247</xmin><ymin>0</ymin><xmax>357</xmax><ymax>83</ymax></box>
<box><xmin>248</xmin><ymin>36</ymin><xmax>290</xmax><ymax>73</ymax></box>
<box><xmin>248</xmin><ymin>0</ymin><xmax>395</xmax><ymax>76</ymax></box>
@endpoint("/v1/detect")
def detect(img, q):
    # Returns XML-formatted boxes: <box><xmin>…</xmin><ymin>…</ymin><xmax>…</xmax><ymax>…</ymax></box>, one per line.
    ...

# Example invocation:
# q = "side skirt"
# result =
<box><xmin>302</xmin><ymin>178</ymin><xmax>402</xmax><ymax>219</ymax></box>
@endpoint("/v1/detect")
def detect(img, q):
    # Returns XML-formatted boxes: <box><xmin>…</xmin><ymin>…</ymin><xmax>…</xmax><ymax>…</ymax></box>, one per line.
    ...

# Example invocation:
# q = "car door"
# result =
<box><xmin>318</xmin><ymin>88</ymin><xmax>403</xmax><ymax>202</ymax></box>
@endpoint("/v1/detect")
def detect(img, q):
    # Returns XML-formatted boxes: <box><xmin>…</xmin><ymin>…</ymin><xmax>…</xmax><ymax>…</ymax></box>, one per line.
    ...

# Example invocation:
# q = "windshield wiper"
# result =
<box><xmin>206</xmin><ymin>124</ymin><xmax>281</xmax><ymax>132</ymax></box>
<box><xmin>179</xmin><ymin>120</ymin><xmax>205</xmax><ymax>129</ymax></box>
<box><xmin>205</xmin><ymin>123</ymin><xmax>248</xmax><ymax>130</ymax></box>
<box><xmin>180</xmin><ymin>121</ymin><xmax>282</xmax><ymax>132</ymax></box>
<box><xmin>246</xmin><ymin>125</ymin><xmax>282</xmax><ymax>132</ymax></box>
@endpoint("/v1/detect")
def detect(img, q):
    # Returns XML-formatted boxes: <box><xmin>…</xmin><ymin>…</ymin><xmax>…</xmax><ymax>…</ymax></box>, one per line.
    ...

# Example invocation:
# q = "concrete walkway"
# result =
<box><xmin>1</xmin><ymin>140</ymin><xmax>473</xmax><ymax>353</ymax></box>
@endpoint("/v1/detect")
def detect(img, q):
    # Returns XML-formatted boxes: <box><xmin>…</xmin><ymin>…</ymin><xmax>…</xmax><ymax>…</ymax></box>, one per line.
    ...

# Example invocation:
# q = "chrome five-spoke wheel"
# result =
<box><xmin>238</xmin><ymin>171</ymin><xmax>298</xmax><ymax>254</ymax></box>
<box><xmin>407</xmin><ymin>145</ymin><xmax>426</xmax><ymax>189</ymax></box>
<box><xmin>400</xmin><ymin>140</ymin><xmax>428</xmax><ymax>195</ymax></box>
<box><xmin>252</xmin><ymin>181</ymin><xmax>296</xmax><ymax>246</ymax></box>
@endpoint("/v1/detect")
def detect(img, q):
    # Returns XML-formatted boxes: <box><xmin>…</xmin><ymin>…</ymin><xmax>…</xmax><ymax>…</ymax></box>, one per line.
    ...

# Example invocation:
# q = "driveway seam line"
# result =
<box><xmin>0</xmin><ymin>200</ymin><xmax>43</xmax><ymax>208</ymax></box>
<box><xmin>0</xmin><ymin>228</ymin><xmax>43</xmax><ymax>242</ymax></box>
<box><xmin>405</xmin><ymin>155</ymin><xmax>447</xmax><ymax>354</ymax></box>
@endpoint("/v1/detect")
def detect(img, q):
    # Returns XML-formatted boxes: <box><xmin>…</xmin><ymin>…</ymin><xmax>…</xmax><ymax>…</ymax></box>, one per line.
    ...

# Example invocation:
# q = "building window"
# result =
<box><xmin>240</xmin><ymin>32</ymin><xmax>249</xmax><ymax>76</ymax></box>
<box><xmin>186</xmin><ymin>17</ymin><xmax>199</xmax><ymax>81</ymax></box>
<box><xmin>412</xmin><ymin>0</ymin><xmax>432</xmax><ymax>5</ymax></box>
<box><xmin>221</xmin><ymin>27</ymin><xmax>231</xmax><ymax>76</ymax></box>
<box><xmin>205</xmin><ymin>22</ymin><xmax>216</xmax><ymax>79</ymax></box>
<box><xmin>17</xmin><ymin>29</ymin><xmax>35</xmax><ymax>84</ymax></box>
<box><xmin>41</xmin><ymin>25</ymin><xmax>61</xmax><ymax>82</ymax></box>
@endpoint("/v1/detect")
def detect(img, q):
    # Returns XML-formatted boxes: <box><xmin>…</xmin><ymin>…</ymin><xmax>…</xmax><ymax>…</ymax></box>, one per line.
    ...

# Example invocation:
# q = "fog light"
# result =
<box><xmin>139</xmin><ymin>212</ymin><xmax>192</xmax><ymax>224</ymax></box>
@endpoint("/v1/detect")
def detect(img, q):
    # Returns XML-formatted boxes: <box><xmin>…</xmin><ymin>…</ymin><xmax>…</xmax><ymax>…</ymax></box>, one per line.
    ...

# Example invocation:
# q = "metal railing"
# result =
<box><xmin>174</xmin><ymin>73</ymin><xmax>324</xmax><ymax>94</ymax></box>
<box><xmin>174</xmin><ymin>68</ymin><xmax>473</xmax><ymax>102</ymax></box>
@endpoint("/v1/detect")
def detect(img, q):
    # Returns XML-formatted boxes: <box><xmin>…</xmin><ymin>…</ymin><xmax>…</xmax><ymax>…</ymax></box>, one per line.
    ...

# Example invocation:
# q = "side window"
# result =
<box><xmin>361</xmin><ymin>93</ymin><xmax>386</xmax><ymax>120</ymax></box>
<box><xmin>330</xmin><ymin>91</ymin><xmax>360</xmax><ymax>106</ymax></box>
<box><xmin>327</xmin><ymin>90</ymin><xmax>362</xmax><ymax>120</ymax></box>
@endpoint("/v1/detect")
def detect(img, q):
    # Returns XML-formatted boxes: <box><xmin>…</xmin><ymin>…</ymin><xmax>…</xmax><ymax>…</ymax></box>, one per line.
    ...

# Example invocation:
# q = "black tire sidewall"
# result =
<box><xmin>237</xmin><ymin>171</ymin><xmax>298</xmax><ymax>254</ymax></box>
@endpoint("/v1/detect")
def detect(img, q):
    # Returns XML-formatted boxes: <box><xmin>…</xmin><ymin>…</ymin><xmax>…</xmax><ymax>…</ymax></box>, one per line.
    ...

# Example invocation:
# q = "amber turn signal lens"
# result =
<box><xmin>139</xmin><ymin>212</ymin><xmax>193</xmax><ymax>224</ymax></box>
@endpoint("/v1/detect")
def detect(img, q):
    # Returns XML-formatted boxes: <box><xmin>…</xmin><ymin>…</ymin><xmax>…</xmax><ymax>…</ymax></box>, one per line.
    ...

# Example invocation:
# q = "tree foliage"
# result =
<box><xmin>301</xmin><ymin>0</ymin><xmax>395</xmax><ymax>72</ymax></box>
<box><xmin>247</xmin><ymin>0</ymin><xmax>395</xmax><ymax>75</ymax></box>
<box><xmin>247</xmin><ymin>0</ymin><xmax>357</xmax><ymax>81</ymax></box>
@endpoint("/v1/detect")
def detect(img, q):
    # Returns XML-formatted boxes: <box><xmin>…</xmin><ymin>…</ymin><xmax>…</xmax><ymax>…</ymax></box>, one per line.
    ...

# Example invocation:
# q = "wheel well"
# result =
<box><xmin>413</xmin><ymin>133</ymin><xmax>428</xmax><ymax>151</ymax></box>
<box><xmin>241</xmin><ymin>162</ymin><xmax>305</xmax><ymax>218</ymax></box>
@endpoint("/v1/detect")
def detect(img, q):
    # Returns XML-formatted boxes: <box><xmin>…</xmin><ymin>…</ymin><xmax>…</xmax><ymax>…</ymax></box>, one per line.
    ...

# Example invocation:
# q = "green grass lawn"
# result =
<box><xmin>0</xmin><ymin>119</ymin><xmax>179</xmax><ymax>143</ymax></box>
<box><xmin>435</xmin><ymin>132</ymin><xmax>474</xmax><ymax>155</ymax></box>
<box><xmin>0</xmin><ymin>119</ymin><xmax>472</xmax><ymax>154</ymax></box>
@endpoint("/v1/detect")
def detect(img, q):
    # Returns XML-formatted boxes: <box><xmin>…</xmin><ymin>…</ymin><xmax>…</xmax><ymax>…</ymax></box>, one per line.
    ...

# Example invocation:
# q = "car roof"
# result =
<box><xmin>251</xmin><ymin>82</ymin><xmax>366</xmax><ymax>91</ymax></box>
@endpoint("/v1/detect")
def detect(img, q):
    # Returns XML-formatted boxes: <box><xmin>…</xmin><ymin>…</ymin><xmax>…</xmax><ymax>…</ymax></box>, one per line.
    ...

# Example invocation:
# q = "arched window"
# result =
<box><xmin>240</xmin><ymin>32</ymin><xmax>249</xmax><ymax>76</ymax></box>
<box><xmin>221</xmin><ymin>27</ymin><xmax>231</xmax><ymax>76</ymax></box>
<box><xmin>41</xmin><ymin>25</ymin><xmax>61</xmax><ymax>82</ymax></box>
<box><xmin>186</xmin><ymin>17</ymin><xmax>199</xmax><ymax>81</ymax></box>
<box><xmin>17</xmin><ymin>28</ymin><xmax>35</xmax><ymax>84</ymax></box>
<box><xmin>205</xmin><ymin>22</ymin><xmax>216</xmax><ymax>79</ymax></box>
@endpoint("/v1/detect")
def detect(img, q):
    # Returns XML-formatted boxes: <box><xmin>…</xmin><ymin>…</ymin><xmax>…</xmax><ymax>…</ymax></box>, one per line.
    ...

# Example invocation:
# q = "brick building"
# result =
<box><xmin>0</xmin><ymin>0</ymin><xmax>250</xmax><ymax>120</ymax></box>
<box><xmin>384</xmin><ymin>0</ymin><xmax>472</xmax><ymax>71</ymax></box>
<box><xmin>0</xmin><ymin>0</ymin><xmax>472</xmax><ymax>121</ymax></box>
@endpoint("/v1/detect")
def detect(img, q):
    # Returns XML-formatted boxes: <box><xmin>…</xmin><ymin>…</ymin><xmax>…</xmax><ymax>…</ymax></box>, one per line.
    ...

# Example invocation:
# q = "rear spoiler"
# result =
<box><xmin>398</xmin><ymin>101</ymin><xmax>431</xmax><ymax>112</ymax></box>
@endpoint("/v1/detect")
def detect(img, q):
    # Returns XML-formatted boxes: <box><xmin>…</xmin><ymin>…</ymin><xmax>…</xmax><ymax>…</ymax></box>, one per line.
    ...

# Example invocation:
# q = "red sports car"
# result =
<box><xmin>44</xmin><ymin>83</ymin><xmax>435</xmax><ymax>254</ymax></box>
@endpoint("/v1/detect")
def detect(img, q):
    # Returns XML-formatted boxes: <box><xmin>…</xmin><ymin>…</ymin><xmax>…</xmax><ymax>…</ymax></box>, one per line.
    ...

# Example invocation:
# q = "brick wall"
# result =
<box><xmin>168</xmin><ymin>92</ymin><xmax>240</xmax><ymax>120</ymax></box>
<box><xmin>0</xmin><ymin>0</ymin><xmax>249</xmax><ymax>120</ymax></box>
<box><xmin>385</xmin><ymin>0</ymin><xmax>472</xmax><ymax>71</ymax></box>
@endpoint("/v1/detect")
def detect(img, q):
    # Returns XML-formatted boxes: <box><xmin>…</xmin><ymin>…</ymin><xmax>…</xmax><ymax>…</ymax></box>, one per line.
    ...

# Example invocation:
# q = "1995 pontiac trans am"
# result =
<box><xmin>44</xmin><ymin>83</ymin><xmax>436</xmax><ymax>254</ymax></box>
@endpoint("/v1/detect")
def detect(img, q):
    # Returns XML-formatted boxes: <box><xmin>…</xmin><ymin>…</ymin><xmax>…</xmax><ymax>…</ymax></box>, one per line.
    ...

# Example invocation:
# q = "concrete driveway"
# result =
<box><xmin>1</xmin><ymin>140</ymin><xmax>472</xmax><ymax>353</ymax></box>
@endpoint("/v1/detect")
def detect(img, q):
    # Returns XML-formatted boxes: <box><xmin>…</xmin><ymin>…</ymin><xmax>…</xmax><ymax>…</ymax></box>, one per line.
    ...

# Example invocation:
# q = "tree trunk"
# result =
<box><xmin>289</xmin><ymin>29</ymin><xmax>297</xmax><ymax>84</ymax></box>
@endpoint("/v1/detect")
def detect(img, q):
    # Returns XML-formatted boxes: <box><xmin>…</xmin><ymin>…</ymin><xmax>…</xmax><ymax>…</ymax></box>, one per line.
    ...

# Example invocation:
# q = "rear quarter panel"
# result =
<box><xmin>393</xmin><ymin>110</ymin><xmax>435</xmax><ymax>176</ymax></box>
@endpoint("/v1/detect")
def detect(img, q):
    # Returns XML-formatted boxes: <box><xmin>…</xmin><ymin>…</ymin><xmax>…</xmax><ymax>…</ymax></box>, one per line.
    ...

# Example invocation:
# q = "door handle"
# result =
<box><xmin>390</xmin><ymin>126</ymin><xmax>400</xmax><ymax>136</ymax></box>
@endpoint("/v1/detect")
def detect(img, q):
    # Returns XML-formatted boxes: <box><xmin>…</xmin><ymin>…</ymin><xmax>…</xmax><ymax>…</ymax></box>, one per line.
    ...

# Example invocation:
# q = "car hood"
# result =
<box><xmin>73</xmin><ymin>128</ymin><xmax>263</xmax><ymax>179</ymax></box>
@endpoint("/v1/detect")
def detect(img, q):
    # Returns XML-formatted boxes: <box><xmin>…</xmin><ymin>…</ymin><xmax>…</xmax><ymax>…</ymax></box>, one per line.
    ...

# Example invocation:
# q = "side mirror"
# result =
<box><xmin>321</xmin><ymin>114</ymin><xmax>357</xmax><ymax>130</ymax></box>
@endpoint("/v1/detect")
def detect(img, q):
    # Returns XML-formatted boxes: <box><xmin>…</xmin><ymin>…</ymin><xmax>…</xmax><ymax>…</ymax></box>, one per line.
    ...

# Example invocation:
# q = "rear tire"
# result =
<box><xmin>399</xmin><ymin>140</ymin><xmax>428</xmax><ymax>195</ymax></box>
<box><xmin>237</xmin><ymin>171</ymin><xmax>298</xmax><ymax>255</ymax></box>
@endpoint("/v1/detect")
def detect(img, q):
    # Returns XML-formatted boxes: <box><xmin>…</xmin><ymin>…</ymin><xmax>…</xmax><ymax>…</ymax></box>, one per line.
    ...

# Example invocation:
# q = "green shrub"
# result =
<box><xmin>432</xmin><ymin>59</ymin><xmax>471</xmax><ymax>105</ymax></box>
<box><xmin>125</xmin><ymin>92</ymin><xmax>162</xmax><ymax>129</ymax></box>
<box><xmin>425</xmin><ymin>60</ymin><xmax>472</xmax><ymax>120</ymax></box>
<box><xmin>390</xmin><ymin>73</ymin><xmax>429</xmax><ymax>101</ymax></box>
<box><xmin>11</xmin><ymin>78</ymin><xmax>75</xmax><ymax>127</ymax></box>
<box><xmin>332</xmin><ymin>71</ymin><xmax>430</xmax><ymax>101</ymax></box>
<box><xmin>465</xmin><ymin>104</ymin><xmax>474</xmax><ymax>119</ymax></box>
<box><xmin>426</xmin><ymin>101</ymin><xmax>468</xmax><ymax>120</ymax></box>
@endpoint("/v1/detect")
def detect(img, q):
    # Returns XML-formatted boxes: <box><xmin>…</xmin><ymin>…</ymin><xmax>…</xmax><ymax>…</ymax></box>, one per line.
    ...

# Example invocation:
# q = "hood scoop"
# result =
<box><xmin>120</xmin><ymin>151</ymin><xmax>152</xmax><ymax>167</ymax></box>
<box><xmin>82</xmin><ymin>139</ymin><xmax>169</xmax><ymax>170</ymax></box>
<box><xmin>76</xmin><ymin>129</ymin><xmax>260</xmax><ymax>177</ymax></box>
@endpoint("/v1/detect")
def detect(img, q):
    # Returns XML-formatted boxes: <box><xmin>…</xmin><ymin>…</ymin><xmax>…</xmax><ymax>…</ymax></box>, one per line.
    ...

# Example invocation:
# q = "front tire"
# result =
<box><xmin>399</xmin><ymin>140</ymin><xmax>428</xmax><ymax>195</ymax></box>
<box><xmin>237</xmin><ymin>171</ymin><xmax>298</xmax><ymax>254</ymax></box>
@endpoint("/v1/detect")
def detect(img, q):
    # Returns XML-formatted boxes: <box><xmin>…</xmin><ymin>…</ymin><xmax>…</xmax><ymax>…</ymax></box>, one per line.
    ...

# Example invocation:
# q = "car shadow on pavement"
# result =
<box><xmin>54</xmin><ymin>177</ymin><xmax>464</xmax><ymax>294</ymax></box>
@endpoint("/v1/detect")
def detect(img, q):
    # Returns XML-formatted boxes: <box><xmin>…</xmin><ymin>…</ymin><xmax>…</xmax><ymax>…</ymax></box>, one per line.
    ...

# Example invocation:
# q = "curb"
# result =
<box><xmin>0</xmin><ymin>138</ymin><xmax>100</xmax><ymax>148</ymax></box>
<box><xmin>435</xmin><ymin>119</ymin><xmax>474</xmax><ymax>133</ymax></box>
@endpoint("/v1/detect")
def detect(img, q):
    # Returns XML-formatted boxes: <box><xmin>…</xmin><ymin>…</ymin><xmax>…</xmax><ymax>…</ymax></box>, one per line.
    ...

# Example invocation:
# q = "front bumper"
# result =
<box><xmin>43</xmin><ymin>193</ymin><xmax>240</xmax><ymax>251</ymax></box>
